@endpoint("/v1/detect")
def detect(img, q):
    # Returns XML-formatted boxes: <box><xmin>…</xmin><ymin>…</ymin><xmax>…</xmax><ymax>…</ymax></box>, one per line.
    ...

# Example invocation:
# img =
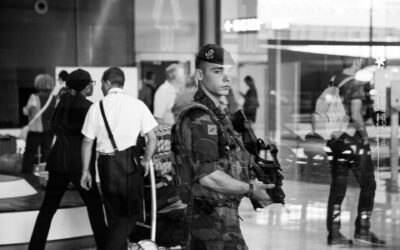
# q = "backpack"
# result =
<box><xmin>311</xmin><ymin>76</ymin><xmax>353</xmax><ymax>140</ymax></box>
<box><xmin>171</xmin><ymin>103</ymin><xmax>219</xmax><ymax>204</ymax></box>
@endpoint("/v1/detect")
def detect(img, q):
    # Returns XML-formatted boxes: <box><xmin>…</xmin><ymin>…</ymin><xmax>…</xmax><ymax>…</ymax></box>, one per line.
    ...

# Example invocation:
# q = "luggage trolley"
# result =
<box><xmin>130</xmin><ymin>124</ymin><xmax>186</xmax><ymax>249</ymax></box>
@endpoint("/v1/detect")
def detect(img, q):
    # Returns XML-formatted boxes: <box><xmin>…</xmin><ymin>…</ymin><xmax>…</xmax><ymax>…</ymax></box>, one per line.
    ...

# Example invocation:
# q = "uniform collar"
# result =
<box><xmin>194</xmin><ymin>86</ymin><xmax>228</xmax><ymax>120</ymax></box>
<box><xmin>197</xmin><ymin>84</ymin><xmax>220</xmax><ymax>107</ymax></box>
<box><xmin>107</xmin><ymin>87</ymin><xmax>124</xmax><ymax>95</ymax></box>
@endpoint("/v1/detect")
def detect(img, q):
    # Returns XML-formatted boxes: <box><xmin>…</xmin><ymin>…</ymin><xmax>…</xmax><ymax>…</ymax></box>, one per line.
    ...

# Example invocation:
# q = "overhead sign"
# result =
<box><xmin>224</xmin><ymin>18</ymin><xmax>263</xmax><ymax>33</ymax></box>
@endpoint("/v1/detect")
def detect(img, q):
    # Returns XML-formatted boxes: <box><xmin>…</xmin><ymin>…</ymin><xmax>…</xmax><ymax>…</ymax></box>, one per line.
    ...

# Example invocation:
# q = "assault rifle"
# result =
<box><xmin>231</xmin><ymin>110</ymin><xmax>285</xmax><ymax>209</ymax></box>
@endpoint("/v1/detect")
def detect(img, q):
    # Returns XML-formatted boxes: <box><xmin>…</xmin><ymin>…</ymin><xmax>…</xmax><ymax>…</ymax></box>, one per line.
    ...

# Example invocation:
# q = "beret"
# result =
<box><xmin>196</xmin><ymin>44</ymin><xmax>235</xmax><ymax>65</ymax></box>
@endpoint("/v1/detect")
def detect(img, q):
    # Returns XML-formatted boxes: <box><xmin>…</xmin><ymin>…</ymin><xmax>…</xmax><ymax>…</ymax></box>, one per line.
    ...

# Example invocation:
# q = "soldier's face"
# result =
<box><xmin>197</xmin><ymin>62</ymin><xmax>233</xmax><ymax>98</ymax></box>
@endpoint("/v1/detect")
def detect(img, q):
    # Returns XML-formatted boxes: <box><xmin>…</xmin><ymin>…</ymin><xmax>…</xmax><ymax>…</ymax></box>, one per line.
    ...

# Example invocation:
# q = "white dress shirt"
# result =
<box><xmin>82</xmin><ymin>88</ymin><xmax>158</xmax><ymax>153</ymax></box>
<box><xmin>153</xmin><ymin>81</ymin><xmax>178</xmax><ymax>125</ymax></box>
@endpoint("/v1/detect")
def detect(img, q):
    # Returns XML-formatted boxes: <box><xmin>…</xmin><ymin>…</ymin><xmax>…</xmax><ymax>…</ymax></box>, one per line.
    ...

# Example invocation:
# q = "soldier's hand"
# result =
<box><xmin>80</xmin><ymin>171</ymin><xmax>92</xmax><ymax>191</ymax></box>
<box><xmin>250</xmin><ymin>179</ymin><xmax>274</xmax><ymax>207</ymax></box>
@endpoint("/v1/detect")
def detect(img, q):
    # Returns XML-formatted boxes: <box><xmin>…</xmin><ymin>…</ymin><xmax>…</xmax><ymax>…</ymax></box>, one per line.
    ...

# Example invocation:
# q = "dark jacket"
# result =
<box><xmin>46</xmin><ymin>91</ymin><xmax>95</xmax><ymax>174</ymax></box>
<box><xmin>138</xmin><ymin>82</ymin><xmax>157</xmax><ymax>113</ymax></box>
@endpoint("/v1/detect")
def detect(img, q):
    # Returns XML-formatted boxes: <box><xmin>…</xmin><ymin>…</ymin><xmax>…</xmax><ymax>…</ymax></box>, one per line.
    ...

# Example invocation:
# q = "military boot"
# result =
<box><xmin>354</xmin><ymin>211</ymin><xmax>385</xmax><ymax>246</ymax></box>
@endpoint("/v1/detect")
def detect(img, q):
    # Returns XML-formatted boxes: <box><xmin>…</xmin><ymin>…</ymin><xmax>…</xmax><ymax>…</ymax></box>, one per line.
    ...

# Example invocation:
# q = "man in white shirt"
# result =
<box><xmin>153</xmin><ymin>63</ymin><xmax>186</xmax><ymax>125</ymax></box>
<box><xmin>80</xmin><ymin>67</ymin><xmax>157</xmax><ymax>250</ymax></box>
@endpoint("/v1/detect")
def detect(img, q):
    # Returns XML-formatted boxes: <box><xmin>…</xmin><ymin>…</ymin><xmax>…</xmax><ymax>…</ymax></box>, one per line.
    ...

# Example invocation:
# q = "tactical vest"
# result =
<box><xmin>172</xmin><ymin>102</ymin><xmax>252</xmax><ymax>205</ymax></box>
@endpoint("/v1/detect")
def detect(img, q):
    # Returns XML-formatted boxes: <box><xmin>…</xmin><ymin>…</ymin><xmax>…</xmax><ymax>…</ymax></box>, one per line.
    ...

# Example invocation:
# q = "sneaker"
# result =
<box><xmin>354</xmin><ymin>231</ymin><xmax>386</xmax><ymax>246</ymax></box>
<box><xmin>327</xmin><ymin>232</ymin><xmax>353</xmax><ymax>245</ymax></box>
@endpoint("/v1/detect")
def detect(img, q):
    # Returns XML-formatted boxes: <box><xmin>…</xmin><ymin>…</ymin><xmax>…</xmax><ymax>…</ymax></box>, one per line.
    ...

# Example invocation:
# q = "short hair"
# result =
<box><xmin>34</xmin><ymin>74</ymin><xmax>55</xmax><ymax>91</ymax></box>
<box><xmin>341</xmin><ymin>56</ymin><xmax>361</xmax><ymax>69</ymax></box>
<box><xmin>195</xmin><ymin>58</ymin><xmax>206</xmax><ymax>70</ymax></box>
<box><xmin>145</xmin><ymin>71</ymin><xmax>155</xmax><ymax>81</ymax></box>
<box><xmin>165</xmin><ymin>64</ymin><xmax>183</xmax><ymax>81</ymax></box>
<box><xmin>102</xmin><ymin>67</ymin><xmax>125</xmax><ymax>87</ymax></box>
<box><xmin>58</xmin><ymin>70</ymin><xmax>69</xmax><ymax>82</ymax></box>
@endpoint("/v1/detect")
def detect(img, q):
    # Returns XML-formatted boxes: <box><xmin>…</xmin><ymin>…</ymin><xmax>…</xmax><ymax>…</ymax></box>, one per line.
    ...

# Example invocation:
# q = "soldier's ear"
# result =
<box><xmin>195</xmin><ymin>68</ymin><xmax>203</xmax><ymax>82</ymax></box>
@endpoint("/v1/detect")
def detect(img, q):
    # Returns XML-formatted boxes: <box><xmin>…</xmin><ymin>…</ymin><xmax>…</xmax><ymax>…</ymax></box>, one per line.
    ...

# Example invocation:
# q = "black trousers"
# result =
<box><xmin>22</xmin><ymin>131</ymin><xmax>53</xmax><ymax>174</ymax></box>
<box><xmin>28</xmin><ymin>172</ymin><xmax>108</xmax><ymax>250</ymax></box>
<box><xmin>97</xmin><ymin>147</ymin><xmax>143</xmax><ymax>250</ymax></box>
<box><xmin>326</xmin><ymin>132</ymin><xmax>376</xmax><ymax>234</ymax></box>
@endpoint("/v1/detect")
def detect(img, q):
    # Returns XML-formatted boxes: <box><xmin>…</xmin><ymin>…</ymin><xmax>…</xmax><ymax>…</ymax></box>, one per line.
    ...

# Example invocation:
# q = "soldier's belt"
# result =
<box><xmin>194</xmin><ymin>198</ymin><xmax>239</xmax><ymax>209</ymax></box>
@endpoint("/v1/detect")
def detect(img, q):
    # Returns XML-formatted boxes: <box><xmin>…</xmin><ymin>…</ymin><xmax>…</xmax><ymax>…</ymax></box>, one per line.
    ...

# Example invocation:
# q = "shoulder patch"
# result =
<box><xmin>207</xmin><ymin>124</ymin><xmax>217</xmax><ymax>135</ymax></box>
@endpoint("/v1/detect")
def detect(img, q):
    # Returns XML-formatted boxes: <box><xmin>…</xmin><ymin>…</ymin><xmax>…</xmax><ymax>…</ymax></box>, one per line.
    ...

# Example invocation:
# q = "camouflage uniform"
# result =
<box><xmin>178</xmin><ymin>87</ymin><xmax>255</xmax><ymax>250</ymax></box>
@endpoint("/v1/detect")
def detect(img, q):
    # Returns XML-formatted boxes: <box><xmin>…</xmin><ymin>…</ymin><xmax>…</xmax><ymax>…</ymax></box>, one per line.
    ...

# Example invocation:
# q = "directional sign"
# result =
<box><xmin>224</xmin><ymin>18</ymin><xmax>263</xmax><ymax>33</ymax></box>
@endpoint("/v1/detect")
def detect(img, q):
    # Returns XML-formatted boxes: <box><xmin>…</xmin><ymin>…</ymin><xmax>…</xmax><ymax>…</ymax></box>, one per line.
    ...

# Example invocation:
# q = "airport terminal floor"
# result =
<box><xmin>82</xmin><ymin>175</ymin><xmax>400</xmax><ymax>250</ymax></box>
<box><xmin>0</xmin><ymin>161</ymin><xmax>399</xmax><ymax>250</ymax></box>
<box><xmin>240</xmin><ymin>178</ymin><xmax>400</xmax><ymax>250</ymax></box>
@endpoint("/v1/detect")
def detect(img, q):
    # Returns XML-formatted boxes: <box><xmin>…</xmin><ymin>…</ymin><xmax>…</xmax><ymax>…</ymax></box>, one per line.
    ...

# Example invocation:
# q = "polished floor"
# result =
<box><xmin>3</xmin><ymin>173</ymin><xmax>399</xmax><ymax>249</ymax></box>
<box><xmin>240</xmin><ymin>178</ymin><xmax>400</xmax><ymax>250</ymax></box>
<box><xmin>78</xmin><ymin>175</ymin><xmax>400</xmax><ymax>250</ymax></box>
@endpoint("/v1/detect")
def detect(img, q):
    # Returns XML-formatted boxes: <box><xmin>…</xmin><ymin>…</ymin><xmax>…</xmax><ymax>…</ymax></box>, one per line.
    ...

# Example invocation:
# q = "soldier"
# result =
<box><xmin>175</xmin><ymin>44</ymin><xmax>274</xmax><ymax>250</ymax></box>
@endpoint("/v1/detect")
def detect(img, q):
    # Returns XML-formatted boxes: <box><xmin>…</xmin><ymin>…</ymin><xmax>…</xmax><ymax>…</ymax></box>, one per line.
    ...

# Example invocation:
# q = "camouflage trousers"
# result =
<box><xmin>188</xmin><ymin>203</ymin><xmax>248</xmax><ymax>250</ymax></box>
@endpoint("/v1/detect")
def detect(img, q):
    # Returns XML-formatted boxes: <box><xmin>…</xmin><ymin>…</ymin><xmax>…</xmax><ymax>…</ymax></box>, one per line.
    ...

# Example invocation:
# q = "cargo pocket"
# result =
<box><xmin>190</xmin><ymin>209</ymin><xmax>222</xmax><ymax>241</ymax></box>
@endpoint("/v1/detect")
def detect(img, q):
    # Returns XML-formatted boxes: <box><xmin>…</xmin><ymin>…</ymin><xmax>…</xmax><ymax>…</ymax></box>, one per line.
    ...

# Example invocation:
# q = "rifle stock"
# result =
<box><xmin>231</xmin><ymin>110</ymin><xmax>286</xmax><ymax>209</ymax></box>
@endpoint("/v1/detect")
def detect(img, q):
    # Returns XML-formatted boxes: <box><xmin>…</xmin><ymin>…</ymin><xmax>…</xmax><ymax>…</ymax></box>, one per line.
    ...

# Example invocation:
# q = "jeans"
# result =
<box><xmin>326</xmin><ymin>132</ymin><xmax>376</xmax><ymax>234</ymax></box>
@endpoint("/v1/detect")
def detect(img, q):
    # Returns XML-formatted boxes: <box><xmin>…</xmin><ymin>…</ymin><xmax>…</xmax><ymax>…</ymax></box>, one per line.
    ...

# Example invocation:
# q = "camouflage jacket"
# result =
<box><xmin>177</xmin><ymin>87</ymin><xmax>255</xmax><ymax>204</ymax></box>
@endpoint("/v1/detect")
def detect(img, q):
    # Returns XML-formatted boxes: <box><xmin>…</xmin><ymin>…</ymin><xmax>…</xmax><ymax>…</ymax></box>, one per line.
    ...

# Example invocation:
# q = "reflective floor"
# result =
<box><xmin>240</xmin><ymin>178</ymin><xmax>400</xmax><ymax>250</ymax></box>
<box><xmin>79</xmin><ymin>174</ymin><xmax>400</xmax><ymax>250</ymax></box>
<box><xmin>6</xmin><ymin>173</ymin><xmax>398</xmax><ymax>249</ymax></box>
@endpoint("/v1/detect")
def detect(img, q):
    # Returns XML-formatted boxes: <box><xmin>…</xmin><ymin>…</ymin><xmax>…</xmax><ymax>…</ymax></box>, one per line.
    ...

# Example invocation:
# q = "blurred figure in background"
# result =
<box><xmin>57</xmin><ymin>70</ymin><xmax>69</xmax><ymax>89</ymax></box>
<box><xmin>53</xmin><ymin>70</ymin><xmax>69</xmax><ymax>100</ymax></box>
<box><xmin>28</xmin><ymin>69</ymin><xmax>107</xmax><ymax>250</ymax></box>
<box><xmin>153</xmin><ymin>63</ymin><xmax>186</xmax><ymax>125</ymax></box>
<box><xmin>138</xmin><ymin>71</ymin><xmax>157</xmax><ymax>113</ymax></box>
<box><xmin>240</xmin><ymin>75</ymin><xmax>259</xmax><ymax>125</ymax></box>
<box><xmin>225</xmin><ymin>88</ymin><xmax>240</xmax><ymax>114</ymax></box>
<box><xmin>22</xmin><ymin>74</ymin><xmax>56</xmax><ymax>174</ymax></box>
<box><xmin>326</xmin><ymin>57</ymin><xmax>385</xmax><ymax>246</ymax></box>
<box><xmin>172</xmin><ymin>74</ymin><xmax>197</xmax><ymax>121</ymax></box>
